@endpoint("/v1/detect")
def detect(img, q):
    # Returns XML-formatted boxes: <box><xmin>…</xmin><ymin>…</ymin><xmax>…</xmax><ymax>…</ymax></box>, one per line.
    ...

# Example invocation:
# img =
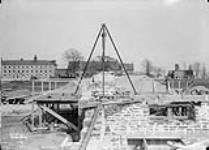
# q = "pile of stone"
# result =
<box><xmin>195</xmin><ymin>103</ymin><xmax>209</xmax><ymax>130</ymax></box>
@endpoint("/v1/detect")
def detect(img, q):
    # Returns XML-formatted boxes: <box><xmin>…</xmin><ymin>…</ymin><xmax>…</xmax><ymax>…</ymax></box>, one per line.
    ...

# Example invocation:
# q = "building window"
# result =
<box><xmin>18</xmin><ymin>70</ymin><xmax>20</xmax><ymax>73</ymax></box>
<box><xmin>36</xmin><ymin>70</ymin><xmax>38</xmax><ymax>73</ymax></box>
<box><xmin>9</xmin><ymin>66</ymin><xmax>11</xmax><ymax>68</ymax></box>
<box><xmin>26</xmin><ymin>70</ymin><xmax>29</xmax><ymax>73</ymax></box>
<box><xmin>45</xmin><ymin>70</ymin><xmax>47</xmax><ymax>73</ymax></box>
<box><xmin>4</xmin><ymin>70</ymin><xmax>6</xmax><ymax>73</ymax></box>
<box><xmin>9</xmin><ymin>70</ymin><xmax>11</xmax><ymax>73</ymax></box>
<box><xmin>22</xmin><ymin>70</ymin><xmax>24</xmax><ymax>73</ymax></box>
<box><xmin>31</xmin><ymin>70</ymin><xmax>33</xmax><ymax>73</ymax></box>
<box><xmin>4</xmin><ymin>66</ymin><xmax>6</xmax><ymax>69</ymax></box>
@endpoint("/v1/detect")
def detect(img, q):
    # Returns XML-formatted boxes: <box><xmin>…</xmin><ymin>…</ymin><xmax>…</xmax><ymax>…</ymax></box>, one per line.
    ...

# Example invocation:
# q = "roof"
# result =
<box><xmin>1</xmin><ymin>60</ymin><xmax>57</xmax><ymax>66</ymax></box>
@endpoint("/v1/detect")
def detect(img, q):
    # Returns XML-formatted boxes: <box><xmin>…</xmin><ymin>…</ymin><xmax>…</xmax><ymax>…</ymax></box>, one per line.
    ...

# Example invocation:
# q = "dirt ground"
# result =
<box><xmin>0</xmin><ymin>105</ymin><xmax>72</xmax><ymax>150</ymax></box>
<box><xmin>0</xmin><ymin>75</ymin><xmax>166</xmax><ymax>150</ymax></box>
<box><xmin>0</xmin><ymin>79</ymin><xmax>76</xmax><ymax>150</ymax></box>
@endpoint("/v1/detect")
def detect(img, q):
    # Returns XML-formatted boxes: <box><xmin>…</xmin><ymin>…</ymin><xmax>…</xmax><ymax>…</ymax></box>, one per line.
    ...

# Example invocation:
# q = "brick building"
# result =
<box><xmin>67</xmin><ymin>60</ymin><xmax>134</xmax><ymax>77</ymax></box>
<box><xmin>1</xmin><ymin>55</ymin><xmax>57</xmax><ymax>81</ymax></box>
<box><xmin>55</xmin><ymin>60</ymin><xmax>134</xmax><ymax>78</ymax></box>
<box><xmin>167</xmin><ymin>64</ymin><xmax>194</xmax><ymax>80</ymax></box>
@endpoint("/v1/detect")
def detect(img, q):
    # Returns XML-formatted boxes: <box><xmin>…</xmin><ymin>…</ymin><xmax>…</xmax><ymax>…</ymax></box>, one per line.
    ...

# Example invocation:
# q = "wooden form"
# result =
<box><xmin>26</xmin><ymin>98</ymin><xmax>79</xmax><ymax>132</ymax></box>
<box><xmin>31</xmin><ymin>79</ymin><xmax>70</xmax><ymax>94</ymax></box>
<box><xmin>150</xmin><ymin>102</ymin><xmax>195</xmax><ymax>120</ymax></box>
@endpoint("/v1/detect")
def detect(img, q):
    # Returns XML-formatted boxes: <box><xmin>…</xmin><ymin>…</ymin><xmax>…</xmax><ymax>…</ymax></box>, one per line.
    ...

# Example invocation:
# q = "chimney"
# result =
<box><xmin>34</xmin><ymin>55</ymin><xmax>37</xmax><ymax>61</ymax></box>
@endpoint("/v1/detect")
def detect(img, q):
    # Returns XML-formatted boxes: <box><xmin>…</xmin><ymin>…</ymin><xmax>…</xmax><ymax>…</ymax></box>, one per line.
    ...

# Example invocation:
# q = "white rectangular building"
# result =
<box><xmin>1</xmin><ymin>55</ymin><xmax>57</xmax><ymax>81</ymax></box>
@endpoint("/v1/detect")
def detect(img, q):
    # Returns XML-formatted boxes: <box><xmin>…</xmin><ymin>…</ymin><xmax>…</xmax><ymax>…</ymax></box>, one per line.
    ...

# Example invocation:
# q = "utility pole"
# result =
<box><xmin>0</xmin><ymin>57</ymin><xmax>2</xmax><ymax>128</ymax></box>
<box><xmin>74</xmin><ymin>24</ymin><xmax>137</xmax><ymax>96</ymax></box>
<box><xmin>101</xmin><ymin>24</ymin><xmax>106</xmax><ymax>98</ymax></box>
<box><xmin>0</xmin><ymin>57</ymin><xmax>2</xmax><ymax>104</ymax></box>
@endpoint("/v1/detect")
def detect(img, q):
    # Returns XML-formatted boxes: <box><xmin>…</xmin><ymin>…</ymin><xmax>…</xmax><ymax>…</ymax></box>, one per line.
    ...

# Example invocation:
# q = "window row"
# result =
<box><xmin>4</xmin><ymin>74</ymin><xmax>50</xmax><ymax>77</ymax></box>
<box><xmin>4</xmin><ymin>70</ymin><xmax>53</xmax><ymax>73</ymax></box>
<box><xmin>3</xmin><ymin>65</ymin><xmax>53</xmax><ymax>69</ymax></box>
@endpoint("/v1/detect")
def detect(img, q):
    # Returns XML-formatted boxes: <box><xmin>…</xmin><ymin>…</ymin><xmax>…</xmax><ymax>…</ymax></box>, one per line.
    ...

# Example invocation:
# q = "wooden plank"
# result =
<box><xmin>79</xmin><ymin>105</ymin><xmax>100</xmax><ymax>150</ymax></box>
<box><xmin>36</xmin><ymin>99</ymin><xmax>78</xmax><ymax>104</ymax></box>
<box><xmin>39</xmin><ymin>105</ymin><xmax>78</xmax><ymax>131</ymax></box>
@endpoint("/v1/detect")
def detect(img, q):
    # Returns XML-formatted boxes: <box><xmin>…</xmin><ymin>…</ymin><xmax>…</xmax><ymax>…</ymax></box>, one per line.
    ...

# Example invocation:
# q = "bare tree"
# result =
<box><xmin>63</xmin><ymin>48</ymin><xmax>83</xmax><ymax>76</ymax></box>
<box><xmin>141</xmin><ymin>59</ymin><xmax>153</xmax><ymax>76</ymax></box>
<box><xmin>192</xmin><ymin>62</ymin><xmax>201</xmax><ymax>79</ymax></box>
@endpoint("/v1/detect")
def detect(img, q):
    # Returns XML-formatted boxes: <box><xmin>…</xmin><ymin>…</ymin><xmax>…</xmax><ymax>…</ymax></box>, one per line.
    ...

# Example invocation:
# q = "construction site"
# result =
<box><xmin>1</xmin><ymin>24</ymin><xmax>209</xmax><ymax>150</ymax></box>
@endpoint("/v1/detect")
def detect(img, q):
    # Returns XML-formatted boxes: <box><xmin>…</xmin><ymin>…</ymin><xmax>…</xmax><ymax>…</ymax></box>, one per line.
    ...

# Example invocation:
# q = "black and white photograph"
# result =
<box><xmin>1</xmin><ymin>0</ymin><xmax>209</xmax><ymax>149</ymax></box>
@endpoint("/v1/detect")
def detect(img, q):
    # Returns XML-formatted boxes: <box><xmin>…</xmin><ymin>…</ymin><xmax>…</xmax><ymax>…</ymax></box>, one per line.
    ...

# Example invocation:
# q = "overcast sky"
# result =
<box><xmin>0</xmin><ymin>0</ymin><xmax>209</xmax><ymax>71</ymax></box>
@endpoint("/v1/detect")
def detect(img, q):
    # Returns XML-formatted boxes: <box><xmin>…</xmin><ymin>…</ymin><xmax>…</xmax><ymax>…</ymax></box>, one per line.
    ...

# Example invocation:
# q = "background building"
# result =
<box><xmin>55</xmin><ymin>60</ymin><xmax>134</xmax><ymax>78</ymax></box>
<box><xmin>1</xmin><ymin>55</ymin><xmax>57</xmax><ymax>81</ymax></box>
<box><xmin>68</xmin><ymin>60</ymin><xmax>134</xmax><ymax>77</ymax></box>
<box><xmin>167</xmin><ymin>64</ymin><xmax>194</xmax><ymax>80</ymax></box>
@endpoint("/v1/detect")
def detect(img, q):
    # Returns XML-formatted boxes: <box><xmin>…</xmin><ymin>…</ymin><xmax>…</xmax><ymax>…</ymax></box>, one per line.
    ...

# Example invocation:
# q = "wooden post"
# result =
<box><xmin>54</xmin><ymin>81</ymin><xmax>57</xmax><ymax>90</ymax></box>
<box><xmin>39</xmin><ymin>107</ymin><xmax>42</xmax><ymax>127</ymax></box>
<box><xmin>49</xmin><ymin>81</ymin><xmax>51</xmax><ymax>91</ymax></box>
<box><xmin>31</xmin><ymin>102</ymin><xmax>35</xmax><ymax>130</ymax></box>
<box><xmin>152</xmin><ymin>80</ymin><xmax>155</xmax><ymax>94</ymax></box>
<box><xmin>179</xmin><ymin>107</ymin><xmax>182</xmax><ymax>116</ymax></box>
<box><xmin>78</xmin><ymin>108</ymin><xmax>83</xmax><ymax>131</ymax></box>
<box><xmin>57</xmin><ymin>104</ymin><xmax>60</xmax><ymax>113</ymax></box>
<box><xmin>55</xmin><ymin>104</ymin><xmax>58</xmax><ymax>124</ymax></box>
<box><xmin>32</xmin><ymin>79</ymin><xmax>35</xmax><ymax>95</ymax></box>
<box><xmin>167</xmin><ymin>108</ymin><xmax>173</xmax><ymax>119</ymax></box>
<box><xmin>49</xmin><ymin>81</ymin><xmax>52</xmax><ymax>96</ymax></box>
<box><xmin>41</xmin><ymin>81</ymin><xmax>44</xmax><ymax>93</ymax></box>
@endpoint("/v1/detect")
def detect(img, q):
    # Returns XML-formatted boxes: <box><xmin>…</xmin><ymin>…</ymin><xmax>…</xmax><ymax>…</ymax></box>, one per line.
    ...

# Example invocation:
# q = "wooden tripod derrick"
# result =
<box><xmin>78</xmin><ymin>24</ymin><xmax>138</xmax><ymax>150</ymax></box>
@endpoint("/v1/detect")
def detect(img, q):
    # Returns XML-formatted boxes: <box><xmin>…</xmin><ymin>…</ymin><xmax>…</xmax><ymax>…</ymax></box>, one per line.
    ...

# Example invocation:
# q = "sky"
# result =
<box><xmin>0</xmin><ymin>0</ymin><xmax>209</xmax><ymax>71</ymax></box>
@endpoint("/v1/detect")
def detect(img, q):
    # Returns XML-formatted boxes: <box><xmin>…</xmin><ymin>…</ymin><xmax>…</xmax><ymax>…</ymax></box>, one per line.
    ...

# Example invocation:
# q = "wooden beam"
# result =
<box><xmin>39</xmin><ymin>105</ymin><xmax>78</xmax><ymax>131</ymax></box>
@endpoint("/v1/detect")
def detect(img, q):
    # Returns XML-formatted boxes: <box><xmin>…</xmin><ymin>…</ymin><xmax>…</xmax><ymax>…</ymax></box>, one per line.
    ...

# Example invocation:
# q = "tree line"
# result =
<box><xmin>142</xmin><ymin>59</ymin><xmax>208</xmax><ymax>79</ymax></box>
<box><xmin>63</xmin><ymin>48</ymin><xmax>209</xmax><ymax>79</ymax></box>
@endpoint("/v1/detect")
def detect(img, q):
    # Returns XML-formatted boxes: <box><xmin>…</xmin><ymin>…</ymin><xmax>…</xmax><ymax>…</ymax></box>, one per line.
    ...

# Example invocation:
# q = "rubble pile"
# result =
<box><xmin>195</xmin><ymin>102</ymin><xmax>209</xmax><ymax>130</ymax></box>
